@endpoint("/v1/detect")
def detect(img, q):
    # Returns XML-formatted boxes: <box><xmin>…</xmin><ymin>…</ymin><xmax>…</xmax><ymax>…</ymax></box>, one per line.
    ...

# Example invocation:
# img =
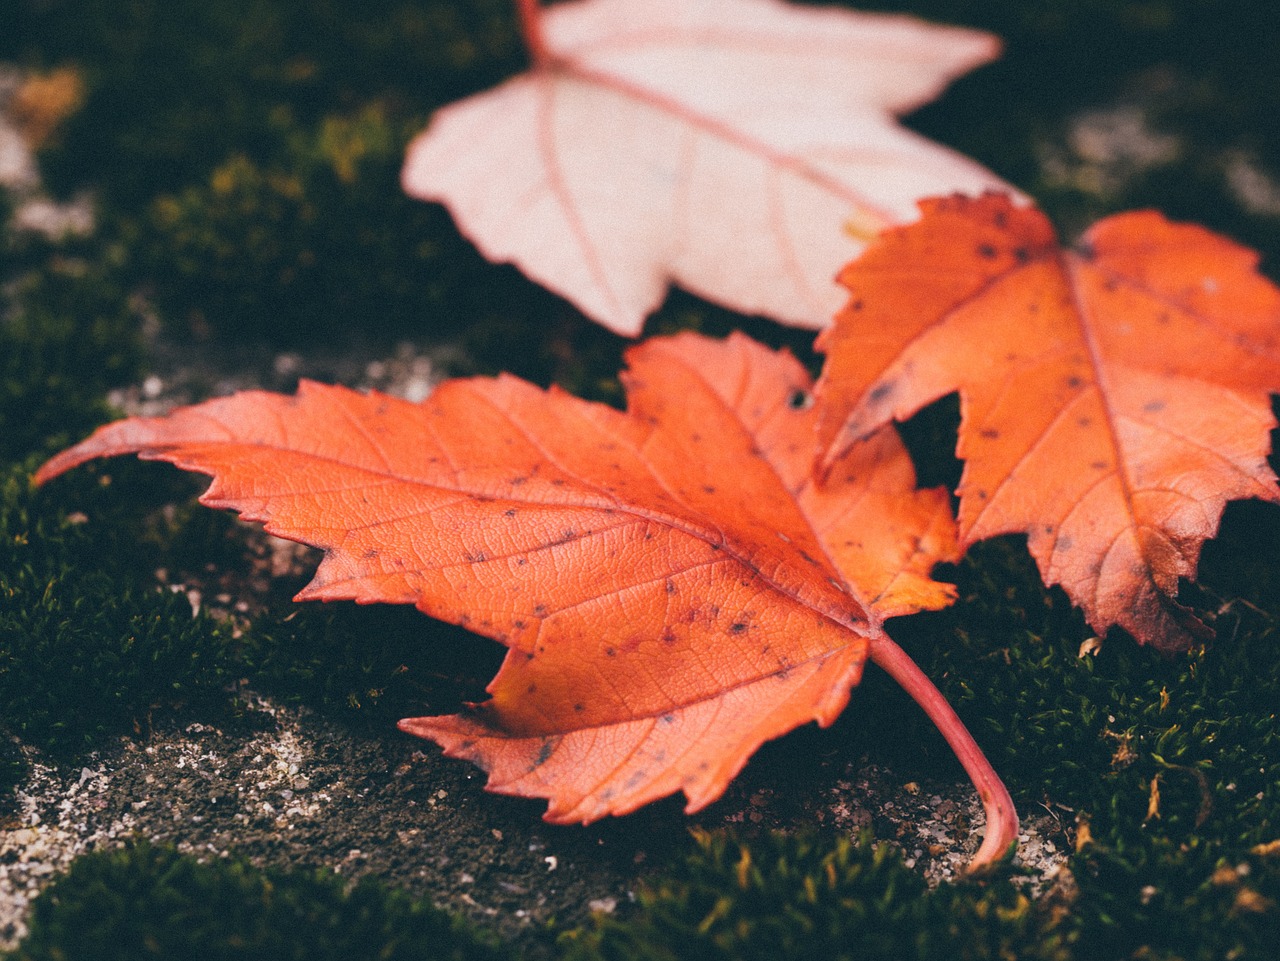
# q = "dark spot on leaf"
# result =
<box><xmin>1066</xmin><ymin>375</ymin><xmax>1083</xmax><ymax>389</ymax></box>
<box><xmin>1090</xmin><ymin>460</ymin><xmax>1110</xmax><ymax>471</ymax></box>
<box><xmin>661</xmin><ymin>628</ymin><xmax>677</xmax><ymax>645</ymax></box>
<box><xmin>665</xmin><ymin>580</ymin><xmax>676</xmax><ymax>595</ymax></box>
<box><xmin>702</xmin><ymin>484</ymin><xmax>716</xmax><ymax>494</ymax></box>
<box><xmin>1012</xmin><ymin>246</ymin><xmax>1030</xmax><ymax>264</ymax></box>
<box><xmin>977</xmin><ymin>243</ymin><xmax>998</xmax><ymax>259</ymax></box>
<box><xmin>362</xmin><ymin>548</ymin><xmax>379</xmax><ymax>559</ymax></box>
<box><xmin>850</xmin><ymin>298</ymin><xmax>864</xmax><ymax>311</ymax></box>
<box><xmin>799</xmin><ymin>550</ymin><xmax>821</xmax><ymax>567</ymax></box>
<box><xmin>868</xmin><ymin>381</ymin><xmax>895</xmax><ymax>404</ymax></box>
<box><xmin>532</xmin><ymin>738</ymin><xmax>556</xmax><ymax>769</ymax></box>
<box><xmin>527</xmin><ymin>683</ymin><xmax>537</xmax><ymax>694</ymax></box>
<box><xmin>605</xmin><ymin>646</ymin><xmax>617</xmax><ymax>657</ymax></box>
<box><xmin>574</xmin><ymin>703</ymin><xmax>585</xmax><ymax>712</ymax></box>
<box><xmin>1143</xmin><ymin>400</ymin><xmax>1166</xmax><ymax>413</ymax></box>
<box><xmin>533</xmin><ymin>604</ymin><xmax>547</xmax><ymax>616</ymax></box>
<box><xmin>980</xmin><ymin>428</ymin><xmax>999</xmax><ymax>439</ymax></box>
<box><xmin>729</xmin><ymin>622</ymin><xmax>748</xmax><ymax>634</ymax></box>
<box><xmin>787</xmin><ymin>389</ymin><xmax>812</xmax><ymax>410</ymax></box>
<box><xmin>504</xmin><ymin>508</ymin><xmax>517</xmax><ymax>518</ymax></box>
<box><xmin>514</xmin><ymin>619</ymin><xmax>526</xmax><ymax>629</ymax></box>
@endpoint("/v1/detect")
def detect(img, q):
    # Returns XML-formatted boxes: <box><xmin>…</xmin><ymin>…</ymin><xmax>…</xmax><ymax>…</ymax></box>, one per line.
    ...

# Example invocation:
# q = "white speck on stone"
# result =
<box><xmin>1039</xmin><ymin>104</ymin><xmax>1180</xmax><ymax>199</ymax></box>
<box><xmin>1224</xmin><ymin>151</ymin><xmax>1280</xmax><ymax>216</ymax></box>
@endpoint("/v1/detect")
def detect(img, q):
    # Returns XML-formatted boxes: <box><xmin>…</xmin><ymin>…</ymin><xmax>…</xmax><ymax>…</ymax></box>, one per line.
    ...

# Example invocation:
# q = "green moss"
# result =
<box><xmin>5</xmin><ymin>0</ymin><xmax>522</xmax><ymax>208</ymax></box>
<box><xmin>0</xmin><ymin>263</ymin><xmax>142</xmax><ymax>462</ymax></box>
<box><xmin>1067</xmin><ymin>835</ymin><xmax>1280</xmax><ymax>961</ymax></box>
<box><xmin>241</xmin><ymin>601</ymin><xmax>501</xmax><ymax>727</ymax></box>
<box><xmin>562</xmin><ymin>829</ymin><xmax>1062</xmax><ymax>961</ymax></box>
<box><xmin>0</xmin><ymin>461</ymin><xmax>239</xmax><ymax>757</ymax></box>
<box><xmin>8</xmin><ymin>840</ymin><xmax>503</xmax><ymax>961</ymax></box>
<box><xmin>0</xmin><ymin>733</ymin><xmax>23</xmax><ymax>809</ymax></box>
<box><xmin>131</xmin><ymin>103</ymin><xmax>489</xmax><ymax>346</ymax></box>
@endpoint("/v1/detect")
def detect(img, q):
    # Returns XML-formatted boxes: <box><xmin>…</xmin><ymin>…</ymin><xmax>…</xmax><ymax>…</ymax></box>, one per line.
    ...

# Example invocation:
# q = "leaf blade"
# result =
<box><xmin>404</xmin><ymin>0</ymin><xmax>1013</xmax><ymax>334</ymax></box>
<box><xmin>37</xmin><ymin>332</ymin><xmax>959</xmax><ymax>821</ymax></box>
<box><xmin>816</xmin><ymin>193</ymin><xmax>1280</xmax><ymax>649</ymax></box>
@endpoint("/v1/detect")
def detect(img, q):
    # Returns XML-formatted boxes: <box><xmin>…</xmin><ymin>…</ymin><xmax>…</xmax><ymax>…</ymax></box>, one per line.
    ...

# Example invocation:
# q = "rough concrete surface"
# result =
<box><xmin>0</xmin><ymin>687</ymin><xmax>1071</xmax><ymax>949</ymax></box>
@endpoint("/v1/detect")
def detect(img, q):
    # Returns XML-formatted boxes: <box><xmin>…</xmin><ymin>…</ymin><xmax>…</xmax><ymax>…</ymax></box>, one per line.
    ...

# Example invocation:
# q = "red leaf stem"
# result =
<box><xmin>515</xmin><ymin>0</ymin><xmax>551</xmax><ymax>67</ymax></box>
<box><xmin>868</xmin><ymin>634</ymin><xmax>1018</xmax><ymax>872</ymax></box>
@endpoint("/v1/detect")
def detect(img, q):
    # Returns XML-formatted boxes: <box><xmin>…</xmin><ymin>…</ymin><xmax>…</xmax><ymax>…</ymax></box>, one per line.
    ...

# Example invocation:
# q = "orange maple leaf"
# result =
<box><xmin>403</xmin><ymin>0</ymin><xmax>1012</xmax><ymax>335</ymax></box>
<box><xmin>37</xmin><ymin>332</ymin><xmax>1016</xmax><ymax>869</ymax></box>
<box><xmin>815</xmin><ymin>193</ymin><xmax>1280</xmax><ymax>651</ymax></box>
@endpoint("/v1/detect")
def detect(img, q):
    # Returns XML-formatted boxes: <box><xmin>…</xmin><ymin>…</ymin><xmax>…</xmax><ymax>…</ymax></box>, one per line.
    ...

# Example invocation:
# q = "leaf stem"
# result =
<box><xmin>515</xmin><ymin>0</ymin><xmax>551</xmax><ymax>68</ymax></box>
<box><xmin>868</xmin><ymin>634</ymin><xmax>1019</xmax><ymax>873</ymax></box>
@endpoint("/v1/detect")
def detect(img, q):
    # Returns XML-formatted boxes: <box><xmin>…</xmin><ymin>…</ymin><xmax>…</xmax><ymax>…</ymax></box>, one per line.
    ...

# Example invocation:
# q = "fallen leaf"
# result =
<box><xmin>403</xmin><ymin>0</ymin><xmax>1013</xmax><ymax>335</ymax></box>
<box><xmin>37</xmin><ymin>331</ymin><xmax>1016</xmax><ymax>868</ymax></box>
<box><xmin>815</xmin><ymin>192</ymin><xmax>1280</xmax><ymax>650</ymax></box>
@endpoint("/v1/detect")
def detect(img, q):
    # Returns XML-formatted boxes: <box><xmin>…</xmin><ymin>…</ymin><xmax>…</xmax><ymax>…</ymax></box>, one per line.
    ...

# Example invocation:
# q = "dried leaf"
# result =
<box><xmin>404</xmin><ymin>0</ymin><xmax>1012</xmax><ymax>335</ymax></box>
<box><xmin>38</xmin><ymin>332</ymin><xmax>1017</xmax><ymax>868</ymax></box>
<box><xmin>816</xmin><ymin>193</ymin><xmax>1280</xmax><ymax>650</ymax></box>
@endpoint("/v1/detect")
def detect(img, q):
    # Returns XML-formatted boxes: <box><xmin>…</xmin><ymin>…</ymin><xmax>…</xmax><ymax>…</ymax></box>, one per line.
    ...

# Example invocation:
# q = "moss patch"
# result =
<box><xmin>241</xmin><ymin>601</ymin><xmax>502</xmax><ymax>728</ymax></box>
<box><xmin>0</xmin><ymin>264</ymin><xmax>141</xmax><ymax>463</ymax></box>
<box><xmin>562</xmin><ymin>829</ymin><xmax>1062</xmax><ymax>961</ymax></box>
<box><xmin>7</xmin><ymin>840</ymin><xmax>502</xmax><ymax>961</ymax></box>
<box><xmin>0</xmin><ymin>461</ymin><xmax>240</xmax><ymax>759</ymax></box>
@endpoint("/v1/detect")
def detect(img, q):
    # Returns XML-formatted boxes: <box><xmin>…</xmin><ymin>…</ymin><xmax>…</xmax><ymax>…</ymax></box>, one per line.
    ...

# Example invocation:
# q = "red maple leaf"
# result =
<box><xmin>37</xmin><ymin>332</ymin><xmax>1017</xmax><ymax>870</ymax></box>
<box><xmin>815</xmin><ymin>193</ymin><xmax>1280</xmax><ymax>650</ymax></box>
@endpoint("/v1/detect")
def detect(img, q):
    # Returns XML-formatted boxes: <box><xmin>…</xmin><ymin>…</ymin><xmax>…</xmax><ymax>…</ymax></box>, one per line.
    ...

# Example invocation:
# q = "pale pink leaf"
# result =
<box><xmin>403</xmin><ymin>0</ymin><xmax>1016</xmax><ymax>336</ymax></box>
